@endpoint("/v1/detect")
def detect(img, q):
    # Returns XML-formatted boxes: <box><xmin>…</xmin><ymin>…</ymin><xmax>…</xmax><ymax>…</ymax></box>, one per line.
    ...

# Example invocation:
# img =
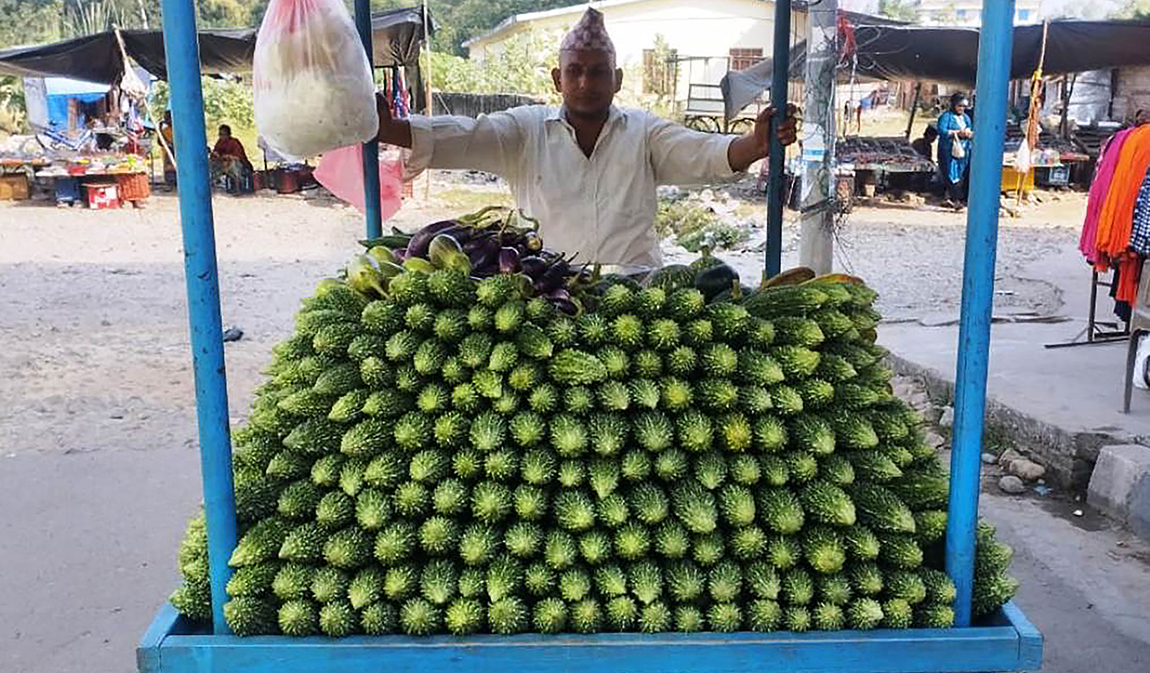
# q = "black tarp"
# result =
<box><xmin>723</xmin><ymin>20</ymin><xmax>1150</xmax><ymax>119</ymax></box>
<box><xmin>0</xmin><ymin>7</ymin><xmax>433</xmax><ymax>85</ymax></box>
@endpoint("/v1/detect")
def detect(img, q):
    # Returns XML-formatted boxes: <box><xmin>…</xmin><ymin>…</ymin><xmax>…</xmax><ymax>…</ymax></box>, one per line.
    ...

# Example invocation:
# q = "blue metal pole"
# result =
<box><xmin>355</xmin><ymin>0</ymin><xmax>383</xmax><ymax>239</ymax></box>
<box><xmin>945</xmin><ymin>0</ymin><xmax>1015</xmax><ymax>628</ymax></box>
<box><xmin>765</xmin><ymin>0</ymin><xmax>792</xmax><ymax>280</ymax></box>
<box><xmin>160</xmin><ymin>0</ymin><xmax>237</xmax><ymax>635</ymax></box>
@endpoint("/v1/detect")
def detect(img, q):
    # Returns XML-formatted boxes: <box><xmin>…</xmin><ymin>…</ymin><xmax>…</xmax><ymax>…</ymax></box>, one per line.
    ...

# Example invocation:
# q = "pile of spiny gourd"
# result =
<box><xmin>169</xmin><ymin>223</ymin><xmax>1018</xmax><ymax>637</ymax></box>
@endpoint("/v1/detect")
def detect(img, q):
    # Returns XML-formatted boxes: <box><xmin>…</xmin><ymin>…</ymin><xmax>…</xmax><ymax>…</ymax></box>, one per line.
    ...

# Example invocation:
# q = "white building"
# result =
<box><xmin>917</xmin><ymin>0</ymin><xmax>1044</xmax><ymax>26</ymax></box>
<box><xmin>463</xmin><ymin>0</ymin><xmax>810</xmax><ymax>108</ymax></box>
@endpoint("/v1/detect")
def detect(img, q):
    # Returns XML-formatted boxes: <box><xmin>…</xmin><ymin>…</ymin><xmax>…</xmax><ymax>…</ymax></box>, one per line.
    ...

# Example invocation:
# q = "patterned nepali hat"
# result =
<box><xmin>560</xmin><ymin>8</ymin><xmax>616</xmax><ymax>54</ymax></box>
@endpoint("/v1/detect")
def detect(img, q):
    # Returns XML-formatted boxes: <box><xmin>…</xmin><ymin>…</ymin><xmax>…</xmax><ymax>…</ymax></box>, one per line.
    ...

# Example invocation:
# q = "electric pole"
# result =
<box><xmin>799</xmin><ymin>0</ymin><xmax>837</xmax><ymax>274</ymax></box>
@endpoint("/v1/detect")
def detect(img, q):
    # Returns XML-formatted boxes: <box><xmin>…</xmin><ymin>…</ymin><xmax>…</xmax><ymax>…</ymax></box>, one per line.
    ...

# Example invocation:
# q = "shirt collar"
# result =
<box><xmin>548</xmin><ymin>104</ymin><xmax>626</xmax><ymax>129</ymax></box>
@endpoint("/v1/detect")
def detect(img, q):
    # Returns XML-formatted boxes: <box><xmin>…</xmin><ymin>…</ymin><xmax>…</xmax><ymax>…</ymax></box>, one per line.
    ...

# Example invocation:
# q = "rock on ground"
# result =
<box><xmin>999</xmin><ymin>475</ymin><xmax>1027</xmax><ymax>494</ymax></box>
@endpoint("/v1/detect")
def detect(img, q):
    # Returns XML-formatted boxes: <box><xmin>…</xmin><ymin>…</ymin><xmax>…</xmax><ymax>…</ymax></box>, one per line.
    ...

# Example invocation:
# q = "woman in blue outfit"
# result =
<box><xmin>937</xmin><ymin>92</ymin><xmax>974</xmax><ymax>209</ymax></box>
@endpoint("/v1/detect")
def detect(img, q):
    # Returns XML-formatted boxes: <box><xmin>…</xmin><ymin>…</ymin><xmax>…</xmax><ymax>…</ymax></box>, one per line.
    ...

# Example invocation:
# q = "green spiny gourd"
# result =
<box><xmin>597</xmin><ymin>345</ymin><xmax>631</xmax><ymax>380</ymax></box>
<box><xmin>770</xmin><ymin>385</ymin><xmax>804</xmax><ymax>416</ymax></box>
<box><xmin>174</xmin><ymin>266</ymin><xmax>1021</xmax><ymax>637</ymax></box>
<box><xmin>849</xmin><ymin>483</ymin><xmax>917</xmax><ymax>534</ymax></box>
<box><xmin>758</xmin><ymin>487</ymin><xmax>805</xmax><ymax>535</ymax></box>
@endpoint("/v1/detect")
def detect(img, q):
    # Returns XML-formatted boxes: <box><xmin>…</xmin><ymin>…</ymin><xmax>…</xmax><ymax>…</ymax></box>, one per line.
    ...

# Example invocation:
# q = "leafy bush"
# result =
<box><xmin>426</xmin><ymin>29</ymin><xmax>562</xmax><ymax>102</ymax></box>
<box><xmin>655</xmin><ymin>196</ymin><xmax>751</xmax><ymax>253</ymax></box>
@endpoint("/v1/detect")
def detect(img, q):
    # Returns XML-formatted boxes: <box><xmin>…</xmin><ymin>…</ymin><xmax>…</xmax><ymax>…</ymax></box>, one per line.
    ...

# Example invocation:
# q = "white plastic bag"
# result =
<box><xmin>1135</xmin><ymin>333</ymin><xmax>1150</xmax><ymax>390</ymax></box>
<box><xmin>253</xmin><ymin>0</ymin><xmax>379</xmax><ymax>158</ymax></box>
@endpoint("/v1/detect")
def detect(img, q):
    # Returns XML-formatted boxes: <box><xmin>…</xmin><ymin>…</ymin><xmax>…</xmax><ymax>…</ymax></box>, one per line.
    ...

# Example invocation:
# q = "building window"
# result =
<box><xmin>729</xmin><ymin>48</ymin><xmax>764</xmax><ymax>72</ymax></box>
<box><xmin>1018</xmin><ymin>9</ymin><xmax>1031</xmax><ymax>21</ymax></box>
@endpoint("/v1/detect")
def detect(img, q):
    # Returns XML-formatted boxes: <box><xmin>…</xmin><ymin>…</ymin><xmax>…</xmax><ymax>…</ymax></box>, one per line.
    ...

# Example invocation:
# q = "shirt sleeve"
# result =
<box><xmin>405</xmin><ymin>110</ymin><xmax>526</xmax><ymax>181</ymax></box>
<box><xmin>938</xmin><ymin>113</ymin><xmax>955</xmax><ymax>136</ymax></box>
<box><xmin>647</xmin><ymin>114</ymin><xmax>738</xmax><ymax>185</ymax></box>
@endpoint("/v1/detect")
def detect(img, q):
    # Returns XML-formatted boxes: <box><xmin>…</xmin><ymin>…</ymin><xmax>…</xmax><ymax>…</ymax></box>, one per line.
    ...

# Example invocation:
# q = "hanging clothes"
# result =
<box><xmin>1130</xmin><ymin>168</ymin><xmax>1150</xmax><ymax>256</ymax></box>
<box><xmin>1081</xmin><ymin>129</ymin><xmax>1134</xmax><ymax>264</ymax></box>
<box><xmin>1096</xmin><ymin>125</ymin><xmax>1150</xmax><ymax>265</ymax></box>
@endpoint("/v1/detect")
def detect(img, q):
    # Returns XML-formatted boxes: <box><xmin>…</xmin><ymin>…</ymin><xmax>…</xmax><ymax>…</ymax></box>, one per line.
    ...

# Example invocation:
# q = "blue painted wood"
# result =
<box><xmin>160</xmin><ymin>0</ymin><xmax>237</xmax><ymax>634</ymax></box>
<box><xmin>1001</xmin><ymin>602</ymin><xmax>1044</xmax><ymax>669</ymax></box>
<box><xmin>137</xmin><ymin>603</ymin><xmax>180</xmax><ymax>673</ymax></box>
<box><xmin>138</xmin><ymin>602</ymin><xmax>1043</xmax><ymax>673</ymax></box>
<box><xmin>354</xmin><ymin>0</ymin><xmax>383</xmax><ymax>239</ymax></box>
<box><xmin>945</xmin><ymin>0</ymin><xmax>1016</xmax><ymax>628</ymax></box>
<box><xmin>764</xmin><ymin>0</ymin><xmax>791</xmax><ymax>279</ymax></box>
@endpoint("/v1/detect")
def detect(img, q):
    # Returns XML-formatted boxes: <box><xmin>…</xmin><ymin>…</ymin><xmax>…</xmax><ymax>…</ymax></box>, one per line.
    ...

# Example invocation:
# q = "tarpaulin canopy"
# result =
<box><xmin>0</xmin><ymin>7</ymin><xmax>434</xmax><ymax>85</ymax></box>
<box><xmin>722</xmin><ymin>20</ymin><xmax>1150</xmax><ymax>120</ymax></box>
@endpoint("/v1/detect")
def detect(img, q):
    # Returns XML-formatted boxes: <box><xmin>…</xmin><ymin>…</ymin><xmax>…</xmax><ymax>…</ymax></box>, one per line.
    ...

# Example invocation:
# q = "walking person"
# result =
<box><xmin>938</xmin><ymin>92</ymin><xmax>973</xmax><ymax>210</ymax></box>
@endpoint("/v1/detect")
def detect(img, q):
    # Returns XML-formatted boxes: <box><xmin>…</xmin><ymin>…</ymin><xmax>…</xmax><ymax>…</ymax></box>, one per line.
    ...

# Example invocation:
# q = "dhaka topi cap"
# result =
<box><xmin>561</xmin><ymin>8</ymin><xmax>616</xmax><ymax>54</ymax></box>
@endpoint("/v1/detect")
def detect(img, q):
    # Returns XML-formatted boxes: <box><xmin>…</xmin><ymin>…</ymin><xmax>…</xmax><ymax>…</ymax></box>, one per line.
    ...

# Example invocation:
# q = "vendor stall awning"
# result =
<box><xmin>722</xmin><ymin>19</ymin><xmax>1150</xmax><ymax>120</ymax></box>
<box><xmin>0</xmin><ymin>7</ymin><xmax>434</xmax><ymax>85</ymax></box>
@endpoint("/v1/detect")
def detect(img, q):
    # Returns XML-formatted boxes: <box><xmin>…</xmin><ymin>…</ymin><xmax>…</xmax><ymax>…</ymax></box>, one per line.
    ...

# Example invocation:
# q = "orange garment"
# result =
<box><xmin>1096</xmin><ymin>125</ymin><xmax>1150</xmax><ymax>263</ymax></box>
<box><xmin>1117</xmin><ymin>254</ymin><xmax>1142</xmax><ymax>304</ymax></box>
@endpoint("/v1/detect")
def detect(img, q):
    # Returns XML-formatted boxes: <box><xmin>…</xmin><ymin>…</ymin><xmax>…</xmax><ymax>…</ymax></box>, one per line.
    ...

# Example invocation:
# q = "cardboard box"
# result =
<box><xmin>0</xmin><ymin>174</ymin><xmax>30</xmax><ymax>200</ymax></box>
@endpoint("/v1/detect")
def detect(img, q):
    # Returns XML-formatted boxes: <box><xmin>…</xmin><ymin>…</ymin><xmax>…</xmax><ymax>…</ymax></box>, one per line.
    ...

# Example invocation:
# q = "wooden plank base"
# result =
<box><xmin>138</xmin><ymin>602</ymin><xmax>1042</xmax><ymax>673</ymax></box>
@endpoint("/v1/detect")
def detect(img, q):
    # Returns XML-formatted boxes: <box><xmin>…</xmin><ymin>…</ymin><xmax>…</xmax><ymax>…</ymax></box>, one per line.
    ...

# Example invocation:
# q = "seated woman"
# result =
<box><xmin>210</xmin><ymin>124</ymin><xmax>254</xmax><ymax>193</ymax></box>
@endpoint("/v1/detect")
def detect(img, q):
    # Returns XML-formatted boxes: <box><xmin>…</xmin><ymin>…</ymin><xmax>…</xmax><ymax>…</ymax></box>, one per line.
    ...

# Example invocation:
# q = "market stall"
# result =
<box><xmin>0</xmin><ymin>73</ymin><xmax>155</xmax><ymax>207</ymax></box>
<box><xmin>136</xmin><ymin>1</ymin><xmax>1042</xmax><ymax>672</ymax></box>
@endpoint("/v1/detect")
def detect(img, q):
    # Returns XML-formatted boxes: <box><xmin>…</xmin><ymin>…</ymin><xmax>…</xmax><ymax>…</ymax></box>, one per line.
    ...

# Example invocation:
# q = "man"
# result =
<box><xmin>211</xmin><ymin>124</ymin><xmax>254</xmax><ymax>193</ymax></box>
<box><xmin>376</xmin><ymin>8</ymin><xmax>798</xmax><ymax>267</ymax></box>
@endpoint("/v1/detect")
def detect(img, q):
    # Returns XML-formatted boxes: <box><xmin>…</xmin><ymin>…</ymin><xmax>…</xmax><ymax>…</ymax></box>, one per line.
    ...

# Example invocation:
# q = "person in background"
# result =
<box><xmin>374</xmin><ymin>8</ymin><xmax>798</xmax><ymax>268</ymax></box>
<box><xmin>160</xmin><ymin>110</ymin><xmax>177</xmax><ymax>188</ymax></box>
<box><xmin>938</xmin><ymin>92</ymin><xmax>973</xmax><ymax>210</ymax></box>
<box><xmin>911</xmin><ymin>125</ymin><xmax>939</xmax><ymax>161</ymax></box>
<box><xmin>210</xmin><ymin>124</ymin><xmax>254</xmax><ymax>193</ymax></box>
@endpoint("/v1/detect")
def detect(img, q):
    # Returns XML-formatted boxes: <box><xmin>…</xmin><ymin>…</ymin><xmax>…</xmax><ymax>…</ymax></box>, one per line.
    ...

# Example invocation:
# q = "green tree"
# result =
<box><xmin>877</xmin><ymin>0</ymin><xmax>919</xmax><ymax>22</ymax></box>
<box><xmin>425</xmin><ymin>28</ymin><xmax>562</xmax><ymax>101</ymax></box>
<box><xmin>1117</xmin><ymin>0</ymin><xmax>1150</xmax><ymax>19</ymax></box>
<box><xmin>0</xmin><ymin>0</ymin><xmax>64</xmax><ymax>48</ymax></box>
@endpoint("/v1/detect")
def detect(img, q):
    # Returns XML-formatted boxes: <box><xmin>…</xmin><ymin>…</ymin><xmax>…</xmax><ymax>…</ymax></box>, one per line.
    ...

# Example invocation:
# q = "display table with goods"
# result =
<box><xmin>32</xmin><ymin>153</ymin><xmax>152</xmax><ymax>208</ymax></box>
<box><xmin>139</xmin><ymin>210</ymin><xmax>1041</xmax><ymax>673</ymax></box>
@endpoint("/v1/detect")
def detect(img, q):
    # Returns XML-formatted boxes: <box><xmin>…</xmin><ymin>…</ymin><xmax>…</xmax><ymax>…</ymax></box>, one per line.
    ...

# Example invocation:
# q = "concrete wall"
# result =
<box><xmin>1111</xmin><ymin>65</ymin><xmax>1150</xmax><ymax>123</ymax></box>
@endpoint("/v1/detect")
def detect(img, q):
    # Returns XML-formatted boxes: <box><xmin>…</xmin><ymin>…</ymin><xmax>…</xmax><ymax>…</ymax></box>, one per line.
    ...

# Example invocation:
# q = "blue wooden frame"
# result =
<box><xmin>142</xmin><ymin>0</ymin><xmax>1042</xmax><ymax>671</ymax></box>
<box><xmin>139</xmin><ymin>601</ymin><xmax>1041</xmax><ymax>673</ymax></box>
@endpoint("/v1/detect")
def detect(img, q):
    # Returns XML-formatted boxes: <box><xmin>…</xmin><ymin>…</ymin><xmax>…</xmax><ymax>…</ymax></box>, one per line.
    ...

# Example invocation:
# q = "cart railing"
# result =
<box><xmin>139</xmin><ymin>1</ymin><xmax>1042</xmax><ymax>671</ymax></box>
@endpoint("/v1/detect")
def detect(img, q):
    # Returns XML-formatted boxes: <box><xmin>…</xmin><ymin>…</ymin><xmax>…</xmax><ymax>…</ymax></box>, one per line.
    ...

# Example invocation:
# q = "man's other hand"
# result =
<box><xmin>376</xmin><ymin>92</ymin><xmax>413</xmax><ymax>148</ymax></box>
<box><xmin>754</xmin><ymin>104</ymin><xmax>800</xmax><ymax>153</ymax></box>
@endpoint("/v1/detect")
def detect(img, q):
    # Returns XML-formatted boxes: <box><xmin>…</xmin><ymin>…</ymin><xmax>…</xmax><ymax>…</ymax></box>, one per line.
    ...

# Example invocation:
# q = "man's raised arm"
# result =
<box><xmin>375</xmin><ymin>93</ymin><xmax>525</xmax><ymax>180</ymax></box>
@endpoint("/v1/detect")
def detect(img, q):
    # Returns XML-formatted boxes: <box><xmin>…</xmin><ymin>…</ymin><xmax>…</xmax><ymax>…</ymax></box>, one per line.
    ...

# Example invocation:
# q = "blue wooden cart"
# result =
<box><xmin>137</xmin><ymin>1</ymin><xmax>1043</xmax><ymax>671</ymax></box>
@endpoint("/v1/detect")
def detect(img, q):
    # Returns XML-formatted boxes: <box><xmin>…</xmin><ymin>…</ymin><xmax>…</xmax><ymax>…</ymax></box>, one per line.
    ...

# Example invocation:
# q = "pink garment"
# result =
<box><xmin>314</xmin><ymin>144</ymin><xmax>405</xmax><ymax>219</ymax></box>
<box><xmin>1081</xmin><ymin>129</ymin><xmax>1134</xmax><ymax>263</ymax></box>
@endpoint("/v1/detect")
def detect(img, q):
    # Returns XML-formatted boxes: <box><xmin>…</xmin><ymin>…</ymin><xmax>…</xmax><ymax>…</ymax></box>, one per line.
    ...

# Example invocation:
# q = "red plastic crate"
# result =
<box><xmin>84</xmin><ymin>183</ymin><xmax>120</xmax><ymax>209</ymax></box>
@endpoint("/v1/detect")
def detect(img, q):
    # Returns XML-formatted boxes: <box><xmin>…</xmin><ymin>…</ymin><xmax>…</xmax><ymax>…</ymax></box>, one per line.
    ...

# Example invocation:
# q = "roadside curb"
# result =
<box><xmin>885</xmin><ymin>352</ymin><xmax>1123</xmax><ymax>490</ymax></box>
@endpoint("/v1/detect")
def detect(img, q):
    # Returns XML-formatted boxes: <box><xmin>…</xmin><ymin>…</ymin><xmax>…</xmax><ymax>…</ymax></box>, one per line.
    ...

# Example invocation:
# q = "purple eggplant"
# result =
<box><xmin>524</xmin><ymin>232</ymin><xmax>544</xmax><ymax>253</ymax></box>
<box><xmin>392</xmin><ymin>247</ymin><xmax>408</xmax><ymax>262</ymax></box>
<box><xmin>467</xmin><ymin>237</ymin><xmax>501</xmax><ymax>271</ymax></box>
<box><xmin>499</xmin><ymin>247</ymin><xmax>521</xmax><ymax>274</ymax></box>
<box><xmin>549</xmin><ymin>287</ymin><xmax>573</xmax><ymax>302</ymax></box>
<box><xmin>552</xmin><ymin>297</ymin><xmax>579</xmax><ymax>316</ymax></box>
<box><xmin>406</xmin><ymin>220</ymin><xmax>459</xmax><ymax>259</ymax></box>
<box><xmin>519</xmin><ymin>255</ymin><xmax>549</xmax><ymax>279</ymax></box>
<box><xmin>535</xmin><ymin>261</ymin><xmax>570</xmax><ymax>295</ymax></box>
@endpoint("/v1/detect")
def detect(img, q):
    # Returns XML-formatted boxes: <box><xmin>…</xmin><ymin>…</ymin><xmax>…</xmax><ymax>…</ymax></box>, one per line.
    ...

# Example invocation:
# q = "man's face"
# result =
<box><xmin>219</xmin><ymin>127</ymin><xmax>231</xmax><ymax>139</ymax></box>
<box><xmin>552</xmin><ymin>49</ymin><xmax>623</xmax><ymax>118</ymax></box>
